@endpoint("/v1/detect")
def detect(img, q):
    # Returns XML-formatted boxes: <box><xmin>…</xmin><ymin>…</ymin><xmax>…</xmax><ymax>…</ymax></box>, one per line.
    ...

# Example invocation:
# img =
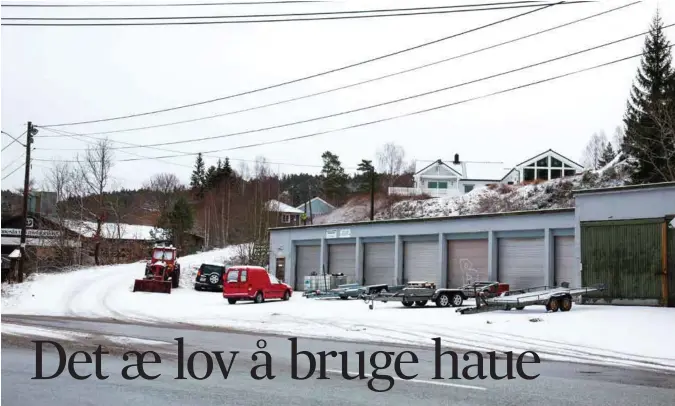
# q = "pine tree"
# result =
<box><xmin>320</xmin><ymin>151</ymin><xmax>348</xmax><ymax>204</ymax></box>
<box><xmin>356</xmin><ymin>159</ymin><xmax>376</xmax><ymax>193</ymax></box>
<box><xmin>598</xmin><ymin>143</ymin><xmax>617</xmax><ymax>168</ymax></box>
<box><xmin>622</xmin><ymin>10</ymin><xmax>675</xmax><ymax>183</ymax></box>
<box><xmin>190</xmin><ymin>153</ymin><xmax>206</xmax><ymax>194</ymax></box>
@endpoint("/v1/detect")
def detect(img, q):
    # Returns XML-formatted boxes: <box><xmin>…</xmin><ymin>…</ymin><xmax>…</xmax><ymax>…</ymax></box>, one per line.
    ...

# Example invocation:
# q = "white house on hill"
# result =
<box><xmin>389</xmin><ymin>149</ymin><xmax>584</xmax><ymax>197</ymax></box>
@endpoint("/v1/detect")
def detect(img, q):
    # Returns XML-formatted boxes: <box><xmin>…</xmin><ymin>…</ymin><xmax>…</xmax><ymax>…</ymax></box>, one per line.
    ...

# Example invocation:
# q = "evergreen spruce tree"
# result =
<box><xmin>598</xmin><ymin>143</ymin><xmax>617</xmax><ymax>168</ymax></box>
<box><xmin>190</xmin><ymin>153</ymin><xmax>206</xmax><ymax>195</ymax></box>
<box><xmin>622</xmin><ymin>10</ymin><xmax>675</xmax><ymax>183</ymax></box>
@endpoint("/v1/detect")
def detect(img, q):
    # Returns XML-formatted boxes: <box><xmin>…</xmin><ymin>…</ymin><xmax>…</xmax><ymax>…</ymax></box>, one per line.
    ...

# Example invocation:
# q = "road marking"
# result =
<box><xmin>325</xmin><ymin>369</ymin><xmax>487</xmax><ymax>391</ymax></box>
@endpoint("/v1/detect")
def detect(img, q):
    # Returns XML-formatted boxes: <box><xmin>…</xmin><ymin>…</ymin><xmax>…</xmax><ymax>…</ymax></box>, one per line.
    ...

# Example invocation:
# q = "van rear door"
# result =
<box><xmin>225</xmin><ymin>268</ymin><xmax>244</xmax><ymax>295</ymax></box>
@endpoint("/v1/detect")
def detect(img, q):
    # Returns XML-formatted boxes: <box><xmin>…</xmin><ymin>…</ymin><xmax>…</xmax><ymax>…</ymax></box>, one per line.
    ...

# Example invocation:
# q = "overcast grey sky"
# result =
<box><xmin>2</xmin><ymin>0</ymin><xmax>673</xmax><ymax>191</ymax></box>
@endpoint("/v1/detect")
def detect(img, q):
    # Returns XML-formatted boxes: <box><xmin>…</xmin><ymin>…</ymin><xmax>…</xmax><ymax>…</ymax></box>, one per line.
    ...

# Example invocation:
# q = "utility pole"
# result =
<box><xmin>18</xmin><ymin>121</ymin><xmax>36</xmax><ymax>283</ymax></box>
<box><xmin>369</xmin><ymin>168</ymin><xmax>375</xmax><ymax>221</ymax></box>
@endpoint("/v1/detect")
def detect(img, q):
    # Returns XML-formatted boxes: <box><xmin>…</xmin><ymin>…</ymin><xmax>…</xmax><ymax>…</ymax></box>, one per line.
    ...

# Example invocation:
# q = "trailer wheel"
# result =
<box><xmin>547</xmin><ymin>298</ymin><xmax>560</xmax><ymax>312</ymax></box>
<box><xmin>515</xmin><ymin>306</ymin><xmax>525</xmax><ymax>310</ymax></box>
<box><xmin>415</xmin><ymin>301</ymin><xmax>427</xmax><ymax>307</ymax></box>
<box><xmin>450</xmin><ymin>293</ymin><xmax>464</xmax><ymax>307</ymax></box>
<box><xmin>402</xmin><ymin>298</ymin><xmax>413</xmax><ymax>307</ymax></box>
<box><xmin>436</xmin><ymin>293</ymin><xmax>450</xmax><ymax>308</ymax></box>
<box><xmin>560</xmin><ymin>296</ymin><xmax>572</xmax><ymax>312</ymax></box>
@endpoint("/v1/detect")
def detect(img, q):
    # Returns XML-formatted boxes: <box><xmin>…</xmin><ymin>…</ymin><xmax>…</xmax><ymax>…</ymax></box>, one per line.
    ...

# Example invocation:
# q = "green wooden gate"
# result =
<box><xmin>581</xmin><ymin>218</ymin><xmax>664</xmax><ymax>303</ymax></box>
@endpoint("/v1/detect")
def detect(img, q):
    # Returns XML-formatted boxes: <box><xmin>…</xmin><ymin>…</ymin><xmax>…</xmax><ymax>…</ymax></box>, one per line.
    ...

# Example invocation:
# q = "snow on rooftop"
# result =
<box><xmin>462</xmin><ymin>161</ymin><xmax>512</xmax><ymax>180</ymax></box>
<box><xmin>266</xmin><ymin>199</ymin><xmax>304</xmax><ymax>214</ymax></box>
<box><xmin>61</xmin><ymin>220</ymin><xmax>163</xmax><ymax>241</ymax></box>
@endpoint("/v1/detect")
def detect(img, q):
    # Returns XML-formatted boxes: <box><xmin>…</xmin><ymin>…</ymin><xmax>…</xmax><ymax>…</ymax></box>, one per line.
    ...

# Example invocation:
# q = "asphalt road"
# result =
<box><xmin>2</xmin><ymin>315</ymin><xmax>675</xmax><ymax>406</ymax></box>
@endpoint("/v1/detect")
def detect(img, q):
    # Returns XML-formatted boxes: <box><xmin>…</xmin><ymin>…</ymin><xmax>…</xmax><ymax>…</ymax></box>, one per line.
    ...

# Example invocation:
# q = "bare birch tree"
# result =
<box><xmin>143</xmin><ymin>172</ymin><xmax>182</xmax><ymax>212</ymax></box>
<box><xmin>76</xmin><ymin>138</ymin><xmax>114</xmax><ymax>265</ymax></box>
<box><xmin>582</xmin><ymin>131</ymin><xmax>608</xmax><ymax>170</ymax></box>
<box><xmin>376</xmin><ymin>142</ymin><xmax>406</xmax><ymax>188</ymax></box>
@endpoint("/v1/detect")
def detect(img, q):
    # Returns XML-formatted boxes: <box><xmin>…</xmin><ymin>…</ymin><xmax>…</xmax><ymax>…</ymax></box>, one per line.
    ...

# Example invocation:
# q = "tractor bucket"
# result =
<box><xmin>133</xmin><ymin>279</ymin><xmax>172</xmax><ymax>294</ymax></box>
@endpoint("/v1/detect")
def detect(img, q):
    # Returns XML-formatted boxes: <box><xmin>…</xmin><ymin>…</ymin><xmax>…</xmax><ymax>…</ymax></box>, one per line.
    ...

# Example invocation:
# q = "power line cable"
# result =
<box><xmin>40</xmin><ymin>127</ymin><xmax>195</xmax><ymax>169</ymax></box>
<box><xmin>51</xmin><ymin>48</ymin><xmax>662</xmax><ymax>161</ymax></box>
<box><xmin>37</xmin><ymin>1</ymin><xmax>637</xmax><ymax>138</ymax></box>
<box><xmin>2</xmin><ymin>152</ymin><xmax>25</xmax><ymax>171</ymax></box>
<box><xmin>1</xmin><ymin>130</ymin><xmax>27</xmax><ymax>150</ymax></box>
<box><xmin>36</xmin><ymin>127</ymin><xmax>355</xmax><ymax>169</ymax></box>
<box><xmin>1</xmin><ymin>2</ymin><xmax>592</xmax><ymax>26</ymax></box>
<box><xmin>0</xmin><ymin>2</ymin><xmax>561</xmax><ymax>20</ymax></box>
<box><xmin>2</xmin><ymin>162</ymin><xmax>25</xmax><ymax>180</ymax></box>
<box><xmin>1</xmin><ymin>1</ymin><xmax>329</xmax><ymax>7</ymax></box>
<box><xmin>64</xmin><ymin>24</ymin><xmax>668</xmax><ymax>151</ymax></box>
<box><xmin>37</xmin><ymin>1</ymin><xmax>565</xmax><ymax>128</ymax></box>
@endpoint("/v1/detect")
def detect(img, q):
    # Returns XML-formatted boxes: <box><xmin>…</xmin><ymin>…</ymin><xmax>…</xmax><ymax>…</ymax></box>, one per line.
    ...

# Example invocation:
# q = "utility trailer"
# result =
<box><xmin>361</xmin><ymin>281</ymin><xmax>510</xmax><ymax>310</ymax></box>
<box><xmin>303</xmin><ymin>283</ymin><xmax>397</xmax><ymax>300</ymax></box>
<box><xmin>456</xmin><ymin>282</ymin><xmax>607</xmax><ymax>315</ymax></box>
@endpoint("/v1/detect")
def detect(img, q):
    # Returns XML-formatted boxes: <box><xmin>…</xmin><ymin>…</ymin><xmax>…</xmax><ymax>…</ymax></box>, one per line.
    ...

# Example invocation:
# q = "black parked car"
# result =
<box><xmin>194</xmin><ymin>263</ymin><xmax>226</xmax><ymax>292</ymax></box>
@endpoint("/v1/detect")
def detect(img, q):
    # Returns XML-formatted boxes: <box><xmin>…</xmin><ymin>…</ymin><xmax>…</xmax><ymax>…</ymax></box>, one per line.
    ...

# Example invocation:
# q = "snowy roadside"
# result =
<box><xmin>2</xmin><ymin>247</ymin><xmax>675</xmax><ymax>373</ymax></box>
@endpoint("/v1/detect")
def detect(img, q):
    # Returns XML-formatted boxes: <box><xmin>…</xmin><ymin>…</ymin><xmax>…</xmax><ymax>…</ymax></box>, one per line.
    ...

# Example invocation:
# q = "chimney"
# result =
<box><xmin>453</xmin><ymin>153</ymin><xmax>460</xmax><ymax>164</ymax></box>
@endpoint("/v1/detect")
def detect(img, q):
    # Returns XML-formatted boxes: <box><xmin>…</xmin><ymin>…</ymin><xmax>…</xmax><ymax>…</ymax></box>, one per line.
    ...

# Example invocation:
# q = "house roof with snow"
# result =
<box><xmin>59</xmin><ymin>219</ymin><xmax>165</xmax><ymax>241</ymax></box>
<box><xmin>266</xmin><ymin>199</ymin><xmax>304</xmax><ymax>214</ymax></box>
<box><xmin>295</xmin><ymin>197</ymin><xmax>336</xmax><ymax>216</ymax></box>
<box><xmin>415</xmin><ymin>149</ymin><xmax>584</xmax><ymax>182</ymax></box>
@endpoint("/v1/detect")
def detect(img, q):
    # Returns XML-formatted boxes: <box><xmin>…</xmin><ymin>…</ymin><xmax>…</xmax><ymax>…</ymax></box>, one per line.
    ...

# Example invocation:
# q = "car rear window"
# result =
<box><xmin>226</xmin><ymin>270</ymin><xmax>239</xmax><ymax>282</ymax></box>
<box><xmin>200</xmin><ymin>264</ymin><xmax>224</xmax><ymax>274</ymax></box>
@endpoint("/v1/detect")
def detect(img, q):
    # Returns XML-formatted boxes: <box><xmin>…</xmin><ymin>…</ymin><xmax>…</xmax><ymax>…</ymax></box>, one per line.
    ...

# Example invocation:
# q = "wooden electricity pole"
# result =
<box><xmin>18</xmin><ymin>121</ymin><xmax>36</xmax><ymax>283</ymax></box>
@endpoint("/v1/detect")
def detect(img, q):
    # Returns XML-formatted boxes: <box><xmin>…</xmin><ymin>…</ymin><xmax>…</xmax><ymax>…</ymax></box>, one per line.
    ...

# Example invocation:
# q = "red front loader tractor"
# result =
<box><xmin>133</xmin><ymin>245</ymin><xmax>181</xmax><ymax>294</ymax></box>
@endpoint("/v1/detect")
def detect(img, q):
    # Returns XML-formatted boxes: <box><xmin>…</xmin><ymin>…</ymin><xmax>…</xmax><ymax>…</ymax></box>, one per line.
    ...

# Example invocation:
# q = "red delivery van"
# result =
<box><xmin>223</xmin><ymin>266</ymin><xmax>293</xmax><ymax>304</ymax></box>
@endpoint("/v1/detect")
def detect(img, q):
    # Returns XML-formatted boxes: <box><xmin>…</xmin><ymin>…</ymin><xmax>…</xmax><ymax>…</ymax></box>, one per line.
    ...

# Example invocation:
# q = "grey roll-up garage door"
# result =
<box><xmin>328</xmin><ymin>244</ymin><xmax>357</xmax><ymax>283</ymax></box>
<box><xmin>555</xmin><ymin>236</ymin><xmax>577</xmax><ymax>287</ymax></box>
<box><xmin>498</xmin><ymin>237</ymin><xmax>545</xmax><ymax>290</ymax></box>
<box><xmin>447</xmin><ymin>239</ymin><xmax>489</xmax><ymax>287</ymax></box>
<box><xmin>403</xmin><ymin>241</ymin><xmax>440</xmax><ymax>285</ymax></box>
<box><xmin>295</xmin><ymin>245</ymin><xmax>320</xmax><ymax>290</ymax></box>
<box><xmin>363</xmin><ymin>242</ymin><xmax>395</xmax><ymax>286</ymax></box>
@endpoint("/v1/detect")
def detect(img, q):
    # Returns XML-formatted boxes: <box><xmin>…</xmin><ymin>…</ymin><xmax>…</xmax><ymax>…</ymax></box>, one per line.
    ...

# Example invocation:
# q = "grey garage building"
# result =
<box><xmin>270</xmin><ymin>208</ymin><xmax>577</xmax><ymax>291</ymax></box>
<box><xmin>269</xmin><ymin>182</ymin><xmax>675</xmax><ymax>305</ymax></box>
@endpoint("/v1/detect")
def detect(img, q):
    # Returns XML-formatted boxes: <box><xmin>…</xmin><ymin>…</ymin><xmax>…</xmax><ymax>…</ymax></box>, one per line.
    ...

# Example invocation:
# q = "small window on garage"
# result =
<box><xmin>464</xmin><ymin>184</ymin><xmax>474</xmax><ymax>193</ymax></box>
<box><xmin>281</xmin><ymin>214</ymin><xmax>291</xmax><ymax>223</ymax></box>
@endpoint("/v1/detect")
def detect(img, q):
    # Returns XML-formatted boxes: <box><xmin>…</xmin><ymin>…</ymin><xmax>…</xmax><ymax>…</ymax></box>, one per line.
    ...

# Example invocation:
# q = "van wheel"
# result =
<box><xmin>282</xmin><ymin>290</ymin><xmax>290</xmax><ymax>301</ymax></box>
<box><xmin>227</xmin><ymin>298</ymin><xmax>237</xmax><ymax>304</ymax></box>
<box><xmin>254</xmin><ymin>292</ymin><xmax>264</xmax><ymax>303</ymax></box>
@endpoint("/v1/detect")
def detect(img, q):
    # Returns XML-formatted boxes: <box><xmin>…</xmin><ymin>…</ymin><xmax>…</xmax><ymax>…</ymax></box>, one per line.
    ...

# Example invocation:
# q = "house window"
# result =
<box><xmin>521</xmin><ymin>154</ymin><xmax>578</xmax><ymax>182</ymax></box>
<box><xmin>437</xmin><ymin>182</ymin><xmax>448</xmax><ymax>189</ymax></box>
<box><xmin>428</xmin><ymin>181</ymin><xmax>437</xmax><ymax>188</ymax></box>
<box><xmin>464</xmin><ymin>184</ymin><xmax>474</xmax><ymax>193</ymax></box>
<box><xmin>281</xmin><ymin>214</ymin><xmax>291</xmax><ymax>223</ymax></box>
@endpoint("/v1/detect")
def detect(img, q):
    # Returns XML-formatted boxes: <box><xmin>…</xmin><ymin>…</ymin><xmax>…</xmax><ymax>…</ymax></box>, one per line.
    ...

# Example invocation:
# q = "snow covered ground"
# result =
<box><xmin>2</xmin><ymin>246</ymin><xmax>674</xmax><ymax>372</ymax></box>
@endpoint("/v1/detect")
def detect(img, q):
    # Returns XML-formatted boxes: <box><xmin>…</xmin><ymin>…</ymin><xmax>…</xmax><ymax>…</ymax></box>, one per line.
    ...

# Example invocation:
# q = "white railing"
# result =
<box><xmin>387</xmin><ymin>187</ymin><xmax>462</xmax><ymax>197</ymax></box>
